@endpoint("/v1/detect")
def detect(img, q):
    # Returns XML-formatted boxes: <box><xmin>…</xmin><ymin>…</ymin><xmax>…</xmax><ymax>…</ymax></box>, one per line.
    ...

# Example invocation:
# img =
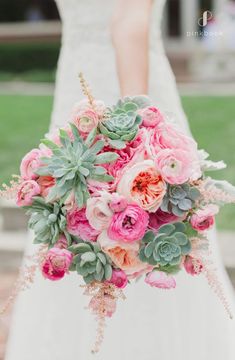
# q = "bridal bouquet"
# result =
<box><xmin>1</xmin><ymin>76</ymin><xmax>235</xmax><ymax>352</ymax></box>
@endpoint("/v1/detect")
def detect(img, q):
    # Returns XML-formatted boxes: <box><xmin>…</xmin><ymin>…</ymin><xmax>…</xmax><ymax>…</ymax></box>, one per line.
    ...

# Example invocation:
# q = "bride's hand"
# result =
<box><xmin>111</xmin><ymin>0</ymin><xmax>153</xmax><ymax>97</ymax></box>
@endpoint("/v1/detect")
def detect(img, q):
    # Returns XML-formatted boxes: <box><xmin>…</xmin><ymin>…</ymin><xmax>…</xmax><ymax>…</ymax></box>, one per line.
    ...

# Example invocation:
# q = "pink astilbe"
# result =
<box><xmin>0</xmin><ymin>175</ymin><xmax>22</xmax><ymax>200</ymax></box>
<box><xmin>0</xmin><ymin>246</ymin><xmax>47</xmax><ymax>316</ymax></box>
<box><xmin>197</xmin><ymin>179</ymin><xmax>235</xmax><ymax>206</ymax></box>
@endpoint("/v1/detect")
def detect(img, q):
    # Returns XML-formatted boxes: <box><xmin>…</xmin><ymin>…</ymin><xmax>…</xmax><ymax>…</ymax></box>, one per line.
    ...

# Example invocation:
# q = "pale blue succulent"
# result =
<box><xmin>99</xmin><ymin>96</ymin><xmax>150</xmax><ymax>149</ymax></box>
<box><xmin>139</xmin><ymin>222</ymin><xmax>191</xmax><ymax>267</ymax></box>
<box><xmin>36</xmin><ymin>124</ymin><xmax>118</xmax><ymax>208</ymax></box>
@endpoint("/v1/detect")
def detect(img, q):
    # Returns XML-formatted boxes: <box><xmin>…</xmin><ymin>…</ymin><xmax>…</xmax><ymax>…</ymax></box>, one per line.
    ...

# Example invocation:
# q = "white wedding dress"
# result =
<box><xmin>5</xmin><ymin>1</ymin><xmax>235</xmax><ymax>359</ymax></box>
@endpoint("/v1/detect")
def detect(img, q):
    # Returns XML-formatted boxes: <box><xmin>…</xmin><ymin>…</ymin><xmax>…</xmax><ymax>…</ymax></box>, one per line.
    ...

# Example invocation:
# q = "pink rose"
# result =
<box><xmin>67</xmin><ymin>207</ymin><xmax>100</xmax><ymax>242</ymax></box>
<box><xmin>37</xmin><ymin>176</ymin><xmax>55</xmax><ymax>197</ymax></box>
<box><xmin>41</xmin><ymin>247</ymin><xmax>73</xmax><ymax>281</ymax></box>
<box><xmin>98</xmin><ymin>231</ymin><xmax>149</xmax><ymax>275</ymax></box>
<box><xmin>184</xmin><ymin>256</ymin><xmax>204</xmax><ymax>276</ymax></box>
<box><xmin>73</xmin><ymin>109</ymin><xmax>99</xmax><ymax>136</ymax></box>
<box><xmin>55</xmin><ymin>235</ymin><xmax>68</xmax><ymax>249</ymax></box>
<box><xmin>145</xmin><ymin>271</ymin><xmax>176</xmax><ymax>289</ymax></box>
<box><xmin>89</xmin><ymin>293</ymin><xmax>117</xmax><ymax>318</ymax></box>
<box><xmin>190</xmin><ymin>205</ymin><xmax>219</xmax><ymax>232</ymax></box>
<box><xmin>117</xmin><ymin>160</ymin><xmax>167</xmax><ymax>213</ymax></box>
<box><xmin>20</xmin><ymin>149</ymin><xmax>43</xmax><ymax>180</ymax></box>
<box><xmin>108</xmin><ymin>269</ymin><xmax>128</xmax><ymax>289</ymax></box>
<box><xmin>108</xmin><ymin>204</ymin><xmax>149</xmax><ymax>243</ymax></box>
<box><xmin>155</xmin><ymin>149</ymin><xmax>193</xmax><ymax>185</ymax></box>
<box><xmin>149</xmin><ymin>208</ymin><xmax>179</xmax><ymax>231</ymax></box>
<box><xmin>139</xmin><ymin>106</ymin><xmax>164</xmax><ymax>128</ymax></box>
<box><xmin>16</xmin><ymin>180</ymin><xmax>41</xmax><ymax>206</ymax></box>
<box><xmin>86</xmin><ymin>192</ymin><xmax>113</xmax><ymax>231</ymax></box>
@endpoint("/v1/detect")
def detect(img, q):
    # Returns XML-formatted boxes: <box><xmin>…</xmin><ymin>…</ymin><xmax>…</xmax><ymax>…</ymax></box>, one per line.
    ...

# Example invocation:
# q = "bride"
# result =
<box><xmin>5</xmin><ymin>1</ymin><xmax>235</xmax><ymax>359</ymax></box>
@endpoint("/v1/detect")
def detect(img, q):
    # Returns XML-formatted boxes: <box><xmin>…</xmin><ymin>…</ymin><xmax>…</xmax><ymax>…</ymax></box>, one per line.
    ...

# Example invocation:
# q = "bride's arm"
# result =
<box><xmin>111</xmin><ymin>0</ymin><xmax>153</xmax><ymax>97</ymax></box>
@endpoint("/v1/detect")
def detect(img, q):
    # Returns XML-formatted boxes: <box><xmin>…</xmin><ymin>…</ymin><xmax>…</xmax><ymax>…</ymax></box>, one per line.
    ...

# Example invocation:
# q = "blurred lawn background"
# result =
<box><xmin>0</xmin><ymin>94</ymin><xmax>234</xmax><ymax>229</ymax></box>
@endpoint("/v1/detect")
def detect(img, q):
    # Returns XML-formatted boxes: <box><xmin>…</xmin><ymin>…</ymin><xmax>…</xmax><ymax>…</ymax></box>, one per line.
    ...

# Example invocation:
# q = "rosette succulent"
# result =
<box><xmin>99</xmin><ymin>96</ymin><xmax>150</xmax><ymax>149</ymax></box>
<box><xmin>161</xmin><ymin>184</ymin><xmax>201</xmax><ymax>217</ymax></box>
<box><xmin>69</xmin><ymin>241</ymin><xmax>113</xmax><ymax>284</ymax></box>
<box><xmin>139</xmin><ymin>222</ymin><xmax>191</xmax><ymax>267</ymax></box>
<box><xmin>24</xmin><ymin>197</ymin><xmax>69</xmax><ymax>246</ymax></box>
<box><xmin>37</xmin><ymin>125</ymin><xmax>118</xmax><ymax>207</ymax></box>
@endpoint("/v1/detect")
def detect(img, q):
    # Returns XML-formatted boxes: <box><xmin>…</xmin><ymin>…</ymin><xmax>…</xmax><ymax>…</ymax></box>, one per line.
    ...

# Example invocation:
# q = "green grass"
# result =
<box><xmin>0</xmin><ymin>95</ymin><xmax>234</xmax><ymax>230</ymax></box>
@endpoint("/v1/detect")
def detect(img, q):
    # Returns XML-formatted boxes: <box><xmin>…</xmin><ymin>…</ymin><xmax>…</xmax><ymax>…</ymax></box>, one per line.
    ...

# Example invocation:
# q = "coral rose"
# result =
<box><xmin>108</xmin><ymin>204</ymin><xmax>149</xmax><ymax>243</ymax></box>
<box><xmin>37</xmin><ymin>176</ymin><xmax>55</xmax><ymax>197</ymax></box>
<box><xmin>98</xmin><ymin>231</ymin><xmax>149</xmax><ymax>275</ymax></box>
<box><xmin>117</xmin><ymin>160</ymin><xmax>166</xmax><ymax>213</ymax></box>
<box><xmin>67</xmin><ymin>207</ymin><xmax>100</xmax><ymax>242</ymax></box>
<box><xmin>145</xmin><ymin>271</ymin><xmax>176</xmax><ymax>289</ymax></box>
<box><xmin>16</xmin><ymin>180</ymin><xmax>41</xmax><ymax>206</ymax></box>
<box><xmin>41</xmin><ymin>247</ymin><xmax>73</xmax><ymax>281</ymax></box>
<box><xmin>190</xmin><ymin>205</ymin><xmax>219</xmax><ymax>232</ymax></box>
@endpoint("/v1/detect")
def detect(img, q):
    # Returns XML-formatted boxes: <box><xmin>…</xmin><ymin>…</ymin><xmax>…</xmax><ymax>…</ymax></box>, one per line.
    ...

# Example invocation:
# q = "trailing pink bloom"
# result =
<box><xmin>184</xmin><ymin>256</ymin><xmax>204</xmax><ymax>276</ymax></box>
<box><xmin>108</xmin><ymin>269</ymin><xmax>128</xmax><ymax>289</ymax></box>
<box><xmin>41</xmin><ymin>247</ymin><xmax>73</xmax><ymax>281</ymax></box>
<box><xmin>145</xmin><ymin>271</ymin><xmax>176</xmax><ymax>289</ymax></box>
<box><xmin>89</xmin><ymin>293</ymin><xmax>117</xmax><ymax>318</ymax></box>
<box><xmin>108</xmin><ymin>203</ymin><xmax>149</xmax><ymax>243</ymax></box>
<box><xmin>16</xmin><ymin>180</ymin><xmax>41</xmax><ymax>206</ymax></box>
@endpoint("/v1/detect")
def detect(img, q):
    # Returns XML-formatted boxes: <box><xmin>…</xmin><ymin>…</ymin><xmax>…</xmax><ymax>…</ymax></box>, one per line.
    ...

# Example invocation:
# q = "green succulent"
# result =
<box><xmin>69</xmin><ymin>241</ymin><xmax>113</xmax><ymax>284</ymax></box>
<box><xmin>24</xmin><ymin>197</ymin><xmax>69</xmax><ymax>246</ymax></box>
<box><xmin>139</xmin><ymin>222</ymin><xmax>191</xmax><ymax>267</ymax></box>
<box><xmin>37</xmin><ymin>124</ymin><xmax>118</xmax><ymax>207</ymax></box>
<box><xmin>99</xmin><ymin>96</ymin><xmax>149</xmax><ymax>149</ymax></box>
<box><xmin>161</xmin><ymin>184</ymin><xmax>201</xmax><ymax>217</ymax></box>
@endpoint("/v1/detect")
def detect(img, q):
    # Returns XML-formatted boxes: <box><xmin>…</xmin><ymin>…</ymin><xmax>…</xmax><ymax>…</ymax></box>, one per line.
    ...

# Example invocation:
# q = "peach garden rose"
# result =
<box><xmin>117</xmin><ymin>160</ymin><xmax>167</xmax><ymax>213</ymax></box>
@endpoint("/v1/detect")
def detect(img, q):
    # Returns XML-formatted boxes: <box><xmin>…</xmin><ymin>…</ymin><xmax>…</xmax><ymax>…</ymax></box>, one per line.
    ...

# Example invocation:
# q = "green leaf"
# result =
<box><xmin>94</xmin><ymin>152</ymin><xmax>119</xmax><ymax>164</ymax></box>
<box><xmin>97</xmin><ymin>252</ymin><xmax>107</xmax><ymax>266</ymax></box>
<box><xmin>108</xmin><ymin>139</ymin><xmax>126</xmax><ymax>150</ymax></box>
<box><xmin>144</xmin><ymin>242</ymin><xmax>155</xmax><ymax>258</ymax></box>
<box><xmin>41</xmin><ymin>139</ymin><xmax>60</xmax><ymax>151</ymax></box>
<box><xmin>81</xmin><ymin>252</ymin><xmax>97</xmax><ymax>263</ymax></box>
<box><xmin>158</xmin><ymin>223</ymin><xmax>175</xmax><ymax>236</ymax></box>
<box><xmin>85</xmin><ymin>127</ymin><xmax>97</xmax><ymax>147</ymax></box>
<box><xmin>89</xmin><ymin>140</ymin><xmax>105</xmax><ymax>155</ymax></box>
<box><xmin>104</xmin><ymin>264</ymin><xmax>112</xmax><ymax>280</ymax></box>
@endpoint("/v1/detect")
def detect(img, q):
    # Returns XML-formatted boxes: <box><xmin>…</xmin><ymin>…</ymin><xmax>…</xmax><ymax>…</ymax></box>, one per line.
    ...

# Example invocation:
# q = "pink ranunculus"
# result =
<box><xmin>190</xmin><ymin>205</ymin><xmax>219</xmax><ymax>232</ymax></box>
<box><xmin>37</xmin><ymin>176</ymin><xmax>55</xmax><ymax>197</ymax></box>
<box><xmin>41</xmin><ymin>247</ymin><xmax>73</xmax><ymax>281</ymax></box>
<box><xmin>98</xmin><ymin>231</ymin><xmax>149</xmax><ymax>275</ymax></box>
<box><xmin>117</xmin><ymin>160</ymin><xmax>167</xmax><ymax>213</ymax></box>
<box><xmin>72</xmin><ymin>99</ymin><xmax>106</xmax><ymax>118</ymax></box>
<box><xmin>86</xmin><ymin>192</ymin><xmax>113</xmax><ymax>231</ymax></box>
<box><xmin>155</xmin><ymin>149</ymin><xmax>193</xmax><ymax>185</ymax></box>
<box><xmin>109</xmin><ymin>193</ymin><xmax>128</xmax><ymax>213</ymax></box>
<box><xmin>73</xmin><ymin>109</ymin><xmax>99</xmax><ymax>136</ymax></box>
<box><xmin>145</xmin><ymin>271</ymin><xmax>176</xmax><ymax>289</ymax></box>
<box><xmin>89</xmin><ymin>293</ymin><xmax>117</xmax><ymax>318</ymax></box>
<box><xmin>16</xmin><ymin>180</ymin><xmax>41</xmax><ymax>206</ymax></box>
<box><xmin>184</xmin><ymin>256</ymin><xmax>204</xmax><ymax>276</ymax></box>
<box><xmin>139</xmin><ymin>106</ymin><xmax>164</xmax><ymax>128</ymax></box>
<box><xmin>108</xmin><ymin>269</ymin><xmax>128</xmax><ymax>289</ymax></box>
<box><xmin>149</xmin><ymin>208</ymin><xmax>179</xmax><ymax>231</ymax></box>
<box><xmin>20</xmin><ymin>149</ymin><xmax>44</xmax><ymax>180</ymax></box>
<box><xmin>108</xmin><ymin>204</ymin><xmax>149</xmax><ymax>243</ymax></box>
<box><xmin>67</xmin><ymin>207</ymin><xmax>100</xmax><ymax>242</ymax></box>
<box><xmin>147</xmin><ymin>123</ymin><xmax>198</xmax><ymax>156</ymax></box>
